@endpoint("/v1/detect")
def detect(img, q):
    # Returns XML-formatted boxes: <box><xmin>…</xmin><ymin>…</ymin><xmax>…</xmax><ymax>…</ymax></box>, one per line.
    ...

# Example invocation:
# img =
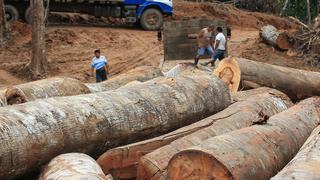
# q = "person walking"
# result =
<box><xmin>91</xmin><ymin>49</ymin><xmax>109</xmax><ymax>82</ymax></box>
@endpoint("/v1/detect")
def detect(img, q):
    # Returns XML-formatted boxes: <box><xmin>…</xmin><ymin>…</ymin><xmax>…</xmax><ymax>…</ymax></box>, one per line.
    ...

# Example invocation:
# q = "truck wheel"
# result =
<box><xmin>5</xmin><ymin>5</ymin><xmax>19</xmax><ymax>22</ymax></box>
<box><xmin>140</xmin><ymin>8</ymin><xmax>163</xmax><ymax>30</ymax></box>
<box><xmin>25</xmin><ymin>6</ymin><xmax>32</xmax><ymax>24</ymax></box>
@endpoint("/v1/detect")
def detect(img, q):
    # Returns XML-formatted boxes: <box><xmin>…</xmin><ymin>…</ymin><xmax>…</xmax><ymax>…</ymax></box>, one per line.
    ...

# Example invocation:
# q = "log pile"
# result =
<box><xmin>97</xmin><ymin>87</ymin><xmax>292</xmax><ymax>179</ymax></box>
<box><xmin>167</xmin><ymin>97</ymin><xmax>320</xmax><ymax>180</ymax></box>
<box><xmin>260</xmin><ymin>25</ymin><xmax>293</xmax><ymax>50</ymax></box>
<box><xmin>0</xmin><ymin>73</ymin><xmax>230</xmax><ymax>179</ymax></box>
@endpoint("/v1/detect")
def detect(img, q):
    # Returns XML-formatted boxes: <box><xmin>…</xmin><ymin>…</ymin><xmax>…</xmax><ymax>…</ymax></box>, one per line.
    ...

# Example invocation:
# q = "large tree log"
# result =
<box><xmin>272</xmin><ymin>125</ymin><xmax>320</xmax><ymax>180</ymax></box>
<box><xmin>238</xmin><ymin>58</ymin><xmax>320</xmax><ymax>101</ymax></box>
<box><xmin>85</xmin><ymin>66</ymin><xmax>163</xmax><ymax>92</ymax></box>
<box><xmin>135</xmin><ymin>88</ymin><xmax>293</xmax><ymax>180</ymax></box>
<box><xmin>0</xmin><ymin>77</ymin><xmax>91</xmax><ymax>106</ymax></box>
<box><xmin>97</xmin><ymin>88</ymin><xmax>292</xmax><ymax>179</ymax></box>
<box><xmin>39</xmin><ymin>153</ymin><xmax>107</xmax><ymax>180</ymax></box>
<box><xmin>167</xmin><ymin>97</ymin><xmax>320</xmax><ymax>180</ymax></box>
<box><xmin>0</xmin><ymin>73</ymin><xmax>231</xmax><ymax>179</ymax></box>
<box><xmin>0</xmin><ymin>66</ymin><xmax>162</xmax><ymax>106</ymax></box>
<box><xmin>260</xmin><ymin>25</ymin><xmax>292</xmax><ymax>50</ymax></box>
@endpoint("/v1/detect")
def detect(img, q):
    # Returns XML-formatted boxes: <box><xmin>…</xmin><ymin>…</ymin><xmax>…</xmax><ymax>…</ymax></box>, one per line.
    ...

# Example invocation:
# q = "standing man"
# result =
<box><xmin>91</xmin><ymin>49</ymin><xmax>109</xmax><ymax>82</ymax></box>
<box><xmin>194</xmin><ymin>24</ymin><xmax>215</xmax><ymax>66</ymax></box>
<box><xmin>202</xmin><ymin>27</ymin><xmax>226</xmax><ymax>67</ymax></box>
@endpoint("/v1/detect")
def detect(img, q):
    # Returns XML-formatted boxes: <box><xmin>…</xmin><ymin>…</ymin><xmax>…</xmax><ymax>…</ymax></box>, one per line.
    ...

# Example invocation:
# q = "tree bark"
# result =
<box><xmin>167</xmin><ymin>97</ymin><xmax>320</xmax><ymax>180</ymax></box>
<box><xmin>30</xmin><ymin>0</ymin><xmax>47</xmax><ymax>79</ymax></box>
<box><xmin>260</xmin><ymin>25</ymin><xmax>292</xmax><ymax>50</ymax></box>
<box><xmin>0</xmin><ymin>0</ymin><xmax>7</xmax><ymax>47</ymax></box>
<box><xmin>97</xmin><ymin>88</ymin><xmax>292</xmax><ymax>180</ymax></box>
<box><xmin>307</xmin><ymin>0</ymin><xmax>312</xmax><ymax>26</ymax></box>
<box><xmin>280</xmin><ymin>0</ymin><xmax>290</xmax><ymax>16</ymax></box>
<box><xmin>238</xmin><ymin>58</ymin><xmax>320</xmax><ymax>101</ymax></box>
<box><xmin>0</xmin><ymin>74</ymin><xmax>231</xmax><ymax>179</ymax></box>
<box><xmin>85</xmin><ymin>66</ymin><xmax>163</xmax><ymax>92</ymax></box>
<box><xmin>0</xmin><ymin>66</ymin><xmax>162</xmax><ymax>106</ymax></box>
<box><xmin>272</xmin><ymin>125</ymin><xmax>320</xmax><ymax>179</ymax></box>
<box><xmin>39</xmin><ymin>153</ymin><xmax>107</xmax><ymax>180</ymax></box>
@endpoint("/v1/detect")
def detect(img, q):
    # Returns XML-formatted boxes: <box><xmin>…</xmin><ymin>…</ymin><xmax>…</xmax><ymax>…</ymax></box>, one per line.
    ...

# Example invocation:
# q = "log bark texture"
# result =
<box><xmin>0</xmin><ymin>73</ymin><xmax>231</xmax><ymax>180</ymax></box>
<box><xmin>0</xmin><ymin>77</ymin><xmax>91</xmax><ymax>106</ymax></box>
<box><xmin>136</xmin><ymin>88</ymin><xmax>293</xmax><ymax>180</ymax></box>
<box><xmin>85</xmin><ymin>66</ymin><xmax>163</xmax><ymax>92</ymax></box>
<box><xmin>39</xmin><ymin>153</ymin><xmax>107</xmax><ymax>180</ymax></box>
<box><xmin>272</xmin><ymin>125</ymin><xmax>320</xmax><ymax>180</ymax></box>
<box><xmin>238</xmin><ymin>58</ymin><xmax>320</xmax><ymax>101</ymax></box>
<box><xmin>167</xmin><ymin>97</ymin><xmax>320</xmax><ymax>180</ymax></box>
<box><xmin>260</xmin><ymin>25</ymin><xmax>292</xmax><ymax>50</ymax></box>
<box><xmin>97</xmin><ymin>88</ymin><xmax>291</xmax><ymax>179</ymax></box>
<box><xmin>0</xmin><ymin>0</ymin><xmax>7</xmax><ymax>47</ymax></box>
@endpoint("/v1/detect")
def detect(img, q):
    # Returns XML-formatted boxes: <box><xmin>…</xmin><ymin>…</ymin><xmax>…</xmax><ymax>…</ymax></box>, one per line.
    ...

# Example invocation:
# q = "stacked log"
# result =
<box><xmin>167</xmin><ymin>97</ymin><xmax>320</xmax><ymax>180</ymax></box>
<box><xmin>0</xmin><ymin>77</ymin><xmax>91</xmax><ymax>106</ymax></box>
<box><xmin>238</xmin><ymin>58</ymin><xmax>320</xmax><ymax>101</ymax></box>
<box><xmin>39</xmin><ymin>153</ymin><xmax>107</xmax><ymax>180</ymax></box>
<box><xmin>0</xmin><ymin>73</ymin><xmax>230</xmax><ymax>179</ymax></box>
<box><xmin>97</xmin><ymin>88</ymin><xmax>292</xmax><ymax>179</ymax></box>
<box><xmin>85</xmin><ymin>66</ymin><xmax>163</xmax><ymax>92</ymax></box>
<box><xmin>272</xmin><ymin>125</ymin><xmax>320</xmax><ymax>179</ymax></box>
<box><xmin>137</xmin><ymin>88</ymin><xmax>292</xmax><ymax>180</ymax></box>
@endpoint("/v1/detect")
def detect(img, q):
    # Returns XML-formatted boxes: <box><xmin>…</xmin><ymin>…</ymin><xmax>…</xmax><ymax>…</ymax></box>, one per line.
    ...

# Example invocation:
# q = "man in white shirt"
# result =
<box><xmin>91</xmin><ymin>49</ymin><xmax>109</xmax><ymax>82</ymax></box>
<box><xmin>202</xmin><ymin>27</ymin><xmax>226</xmax><ymax>67</ymax></box>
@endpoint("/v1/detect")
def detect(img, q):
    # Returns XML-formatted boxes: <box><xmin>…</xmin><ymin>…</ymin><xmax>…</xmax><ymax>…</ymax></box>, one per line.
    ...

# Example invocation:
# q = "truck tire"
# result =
<box><xmin>25</xmin><ymin>6</ymin><xmax>32</xmax><ymax>24</ymax></box>
<box><xmin>140</xmin><ymin>8</ymin><xmax>163</xmax><ymax>30</ymax></box>
<box><xmin>5</xmin><ymin>5</ymin><xmax>19</xmax><ymax>22</ymax></box>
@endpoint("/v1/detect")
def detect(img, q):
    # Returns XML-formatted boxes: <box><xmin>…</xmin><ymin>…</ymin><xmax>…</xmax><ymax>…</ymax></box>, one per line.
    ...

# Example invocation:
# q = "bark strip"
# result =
<box><xmin>0</xmin><ymin>73</ymin><xmax>230</xmax><ymax>179</ymax></box>
<box><xmin>167</xmin><ymin>97</ymin><xmax>320</xmax><ymax>180</ymax></box>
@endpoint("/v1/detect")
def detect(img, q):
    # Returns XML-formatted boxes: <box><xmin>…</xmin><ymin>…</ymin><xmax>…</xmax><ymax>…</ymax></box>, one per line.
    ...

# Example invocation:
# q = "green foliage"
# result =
<box><xmin>281</xmin><ymin>0</ymin><xmax>318</xmax><ymax>22</ymax></box>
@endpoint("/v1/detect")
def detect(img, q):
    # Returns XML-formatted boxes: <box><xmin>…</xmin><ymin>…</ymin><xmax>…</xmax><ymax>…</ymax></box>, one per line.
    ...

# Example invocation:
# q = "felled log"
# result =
<box><xmin>39</xmin><ymin>153</ymin><xmax>107</xmax><ymax>180</ymax></box>
<box><xmin>238</xmin><ymin>58</ymin><xmax>320</xmax><ymax>101</ymax></box>
<box><xmin>272</xmin><ymin>125</ymin><xmax>320</xmax><ymax>180</ymax></box>
<box><xmin>260</xmin><ymin>25</ymin><xmax>292</xmax><ymax>50</ymax></box>
<box><xmin>85</xmin><ymin>66</ymin><xmax>163</xmax><ymax>92</ymax></box>
<box><xmin>136</xmin><ymin>88</ymin><xmax>293</xmax><ymax>180</ymax></box>
<box><xmin>0</xmin><ymin>73</ymin><xmax>231</xmax><ymax>180</ymax></box>
<box><xmin>97</xmin><ymin>88</ymin><xmax>291</xmax><ymax>179</ymax></box>
<box><xmin>167</xmin><ymin>97</ymin><xmax>320</xmax><ymax>180</ymax></box>
<box><xmin>0</xmin><ymin>77</ymin><xmax>90</xmax><ymax>106</ymax></box>
<box><xmin>213</xmin><ymin>57</ymin><xmax>241</xmax><ymax>92</ymax></box>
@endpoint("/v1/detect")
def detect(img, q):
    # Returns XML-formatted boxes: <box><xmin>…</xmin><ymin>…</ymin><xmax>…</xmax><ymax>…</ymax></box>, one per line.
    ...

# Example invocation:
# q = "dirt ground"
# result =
<box><xmin>0</xmin><ymin>1</ymin><xmax>318</xmax><ymax>87</ymax></box>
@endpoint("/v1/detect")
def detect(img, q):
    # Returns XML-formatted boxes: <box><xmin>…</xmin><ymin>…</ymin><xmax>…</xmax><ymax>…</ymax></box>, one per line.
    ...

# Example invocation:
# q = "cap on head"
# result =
<box><xmin>216</xmin><ymin>27</ymin><xmax>223</xmax><ymax>32</ymax></box>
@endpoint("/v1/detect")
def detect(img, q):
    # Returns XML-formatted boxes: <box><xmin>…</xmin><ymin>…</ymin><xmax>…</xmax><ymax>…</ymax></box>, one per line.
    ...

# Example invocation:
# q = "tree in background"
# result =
<box><xmin>0</xmin><ymin>0</ymin><xmax>8</xmax><ymax>47</ymax></box>
<box><xmin>29</xmin><ymin>0</ymin><xmax>47</xmax><ymax>79</ymax></box>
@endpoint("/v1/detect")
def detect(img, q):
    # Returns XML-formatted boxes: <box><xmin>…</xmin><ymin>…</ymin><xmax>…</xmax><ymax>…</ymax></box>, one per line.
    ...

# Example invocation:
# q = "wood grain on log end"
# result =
<box><xmin>167</xmin><ymin>150</ymin><xmax>233</xmax><ymax>180</ymax></box>
<box><xmin>214</xmin><ymin>57</ymin><xmax>241</xmax><ymax>92</ymax></box>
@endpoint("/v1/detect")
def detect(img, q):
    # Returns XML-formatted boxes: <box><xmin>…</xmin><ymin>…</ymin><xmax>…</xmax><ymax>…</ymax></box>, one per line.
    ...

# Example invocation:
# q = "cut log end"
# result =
<box><xmin>137</xmin><ymin>157</ymin><xmax>165</xmax><ymax>180</ymax></box>
<box><xmin>214</xmin><ymin>57</ymin><xmax>241</xmax><ymax>92</ymax></box>
<box><xmin>1</xmin><ymin>87</ymin><xmax>28</xmax><ymax>105</ymax></box>
<box><xmin>167</xmin><ymin>150</ymin><xmax>233</xmax><ymax>180</ymax></box>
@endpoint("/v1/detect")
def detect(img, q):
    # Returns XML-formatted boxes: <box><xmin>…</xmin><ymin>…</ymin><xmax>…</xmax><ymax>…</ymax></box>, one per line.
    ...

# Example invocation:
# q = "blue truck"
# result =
<box><xmin>4</xmin><ymin>0</ymin><xmax>173</xmax><ymax>30</ymax></box>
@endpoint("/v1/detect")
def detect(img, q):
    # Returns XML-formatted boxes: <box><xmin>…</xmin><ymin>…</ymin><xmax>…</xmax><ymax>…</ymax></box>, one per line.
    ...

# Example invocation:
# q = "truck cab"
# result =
<box><xmin>4</xmin><ymin>0</ymin><xmax>173</xmax><ymax>30</ymax></box>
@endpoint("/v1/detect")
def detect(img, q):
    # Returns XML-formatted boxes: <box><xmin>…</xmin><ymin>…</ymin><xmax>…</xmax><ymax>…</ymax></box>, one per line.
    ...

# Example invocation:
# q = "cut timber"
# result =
<box><xmin>0</xmin><ymin>73</ymin><xmax>231</xmax><ymax>180</ymax></box>
<box><xmin>39</xmin><ymin>153</ymin><xmax>107</xmax><ymax>180</ymax></box>
<box><xmin>85</xmin><ymin>66</ymin><xmax>163</xmax><ymax>92</ymax></box>
<box><xmin>260</xmin><ymin>25</ymin><xmax>292</xmax><ymax>50</ymax></box>
<box><xmin>0</xmin><ymin>77</ymin><xmax>90</xmax><ymax>106</ymax></box>
<box><xmin>97</xmin><ymin>88</ymin><xmax>291</xmax><ymax>180</ymax></box>
<box><xmin>272</xmin><ymin>125</ymin><xmax>320</xmax><ymax>180</ymax></box>
<box><xmin>163</xmin><ymin>63</ymin><xmax>198</xmax><ymax>78</ymax></box>
<box><xmin>167</xmin><ymin>97</ymin><xmax>320</xmax><ymax>180</ymax></box>
<box><xmin>136</xmin><ymin>88</ymin><xmax>293</xmax><ymax>180</ymax></box>
<box><xmin>213</xmin><ymin>57</ymin><xmax>241</xmax><ymax>92</ymax></box>
<box><xmin>238</xmin><ymin>58</ymin><xmax>320</xmax><ymax>101</ymax></box>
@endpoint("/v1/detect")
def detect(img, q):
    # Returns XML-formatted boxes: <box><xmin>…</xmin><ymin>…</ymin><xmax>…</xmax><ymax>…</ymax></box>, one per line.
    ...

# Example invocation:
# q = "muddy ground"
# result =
<box><xmin>0</xmin><ymin>1</ymin><xmax>318</xmax><ymax>86</ymax></box>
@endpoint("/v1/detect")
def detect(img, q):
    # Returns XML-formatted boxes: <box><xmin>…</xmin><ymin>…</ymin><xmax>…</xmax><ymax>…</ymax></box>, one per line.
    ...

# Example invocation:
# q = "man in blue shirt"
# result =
<box><xmin>91</xmin><ymin>49</ymin><xmax>109</xmax><ymax>82</ymax></box>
